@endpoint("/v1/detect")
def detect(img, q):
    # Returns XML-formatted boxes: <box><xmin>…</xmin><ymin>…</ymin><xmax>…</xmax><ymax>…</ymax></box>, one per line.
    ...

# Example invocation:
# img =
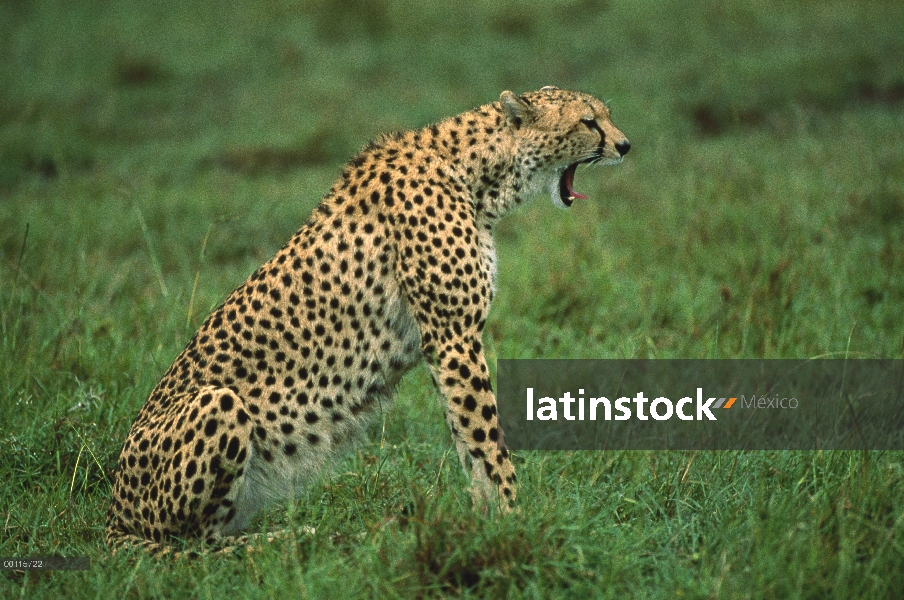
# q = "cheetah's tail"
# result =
<box><xmin>106</xmin><ymin>527</ymin><xmax>315</xmax><ymax>559</ymax></box>
<box><xmin>106</xmin><ymin>530</ymin><xmax>182</xmax><ymax>558</ymax></box>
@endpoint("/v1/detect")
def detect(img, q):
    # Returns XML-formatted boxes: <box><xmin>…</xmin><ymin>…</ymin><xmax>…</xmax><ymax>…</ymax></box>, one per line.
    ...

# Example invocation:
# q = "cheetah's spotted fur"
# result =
<box><xmin>106</xmin><ymin>87</ymin><xmax>630</xmax><ymax>552</ymax></box>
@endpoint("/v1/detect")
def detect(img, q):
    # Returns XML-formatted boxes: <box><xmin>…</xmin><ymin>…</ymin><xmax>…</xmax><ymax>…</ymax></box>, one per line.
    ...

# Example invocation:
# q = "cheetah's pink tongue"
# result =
<box><xmin>564</xmin><ymin>163</ymin><xmax>587</xmax><ymax>200</ymax></box>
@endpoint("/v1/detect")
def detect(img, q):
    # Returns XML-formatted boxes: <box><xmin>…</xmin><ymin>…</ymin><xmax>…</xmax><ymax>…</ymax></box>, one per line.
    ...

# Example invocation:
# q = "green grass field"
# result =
<box><xmin>2</xmin><ymin>0</ymin><xmax>903</xmax><ymax>597</ymax></box>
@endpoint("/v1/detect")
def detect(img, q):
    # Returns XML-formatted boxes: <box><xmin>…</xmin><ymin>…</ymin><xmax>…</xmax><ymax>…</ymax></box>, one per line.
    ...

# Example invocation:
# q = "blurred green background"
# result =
<box><xmin>2</xmin><ymin>0</ymin><xmax>902</xmax><ymax>369</ymax></box>
<box><xmin>1</xmin><ymin>0</ymin><xmax>903</xmax><ymax>597</ymax></box>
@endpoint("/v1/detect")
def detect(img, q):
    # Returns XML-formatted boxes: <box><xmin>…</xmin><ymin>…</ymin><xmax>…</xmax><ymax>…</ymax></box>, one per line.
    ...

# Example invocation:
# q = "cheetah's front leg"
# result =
<box><xmin>393</xmin><ymin>190</ymin><xmax>516</xmax><ymax>510</ymax></box>
<box><xmin>428</xmin><ymin>333</ymin><xmax>516</xmax><ymax>511</ymax></box>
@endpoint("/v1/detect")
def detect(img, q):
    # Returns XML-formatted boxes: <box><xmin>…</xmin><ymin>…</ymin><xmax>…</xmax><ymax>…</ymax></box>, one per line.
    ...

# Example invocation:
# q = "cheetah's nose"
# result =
<box><xmin>615</xmin><ymin>141</ymin><xmax>631</xmax><ymax>156</ymax></box>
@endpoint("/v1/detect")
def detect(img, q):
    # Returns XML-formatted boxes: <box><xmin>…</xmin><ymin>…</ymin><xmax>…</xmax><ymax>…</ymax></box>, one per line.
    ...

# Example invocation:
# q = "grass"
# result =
<box><xmin>1</xmin><ymin>0</ymin><xmax>903</xmax><ymax>597</ymax></box>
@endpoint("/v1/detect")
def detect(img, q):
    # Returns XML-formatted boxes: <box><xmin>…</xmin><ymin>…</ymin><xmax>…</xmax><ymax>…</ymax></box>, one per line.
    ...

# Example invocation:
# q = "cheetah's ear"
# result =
<box><xmin>500</xmin><ymin>90</ymin><xmax>535</xmax><ymax>130</ymax></box>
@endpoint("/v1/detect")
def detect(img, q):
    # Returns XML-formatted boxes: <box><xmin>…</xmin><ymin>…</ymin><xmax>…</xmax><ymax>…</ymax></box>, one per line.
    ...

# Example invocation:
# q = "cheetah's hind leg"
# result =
<box><xmin>106</xmin><ymin>386</ymin><xmax>264</xmax><ymax>553</ymax></box>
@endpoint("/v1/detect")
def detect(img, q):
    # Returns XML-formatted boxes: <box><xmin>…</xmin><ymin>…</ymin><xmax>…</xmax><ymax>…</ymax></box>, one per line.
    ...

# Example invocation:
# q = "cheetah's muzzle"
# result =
<box><xmin>559</xmin><ymin>128</ymin><xmax>631</xmax><ymax>208</ymax></box>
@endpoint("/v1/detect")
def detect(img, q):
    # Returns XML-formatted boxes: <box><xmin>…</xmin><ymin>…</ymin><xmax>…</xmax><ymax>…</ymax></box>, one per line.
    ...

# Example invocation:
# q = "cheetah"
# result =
<box><xmin>106</xmin><ymin>86</ymin><xmax>630</xmax><ymax>552</ymax></box>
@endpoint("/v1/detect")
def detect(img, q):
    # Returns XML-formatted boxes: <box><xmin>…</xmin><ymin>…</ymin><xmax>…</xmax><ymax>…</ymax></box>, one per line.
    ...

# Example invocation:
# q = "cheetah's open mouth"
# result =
<box><xmin>559</xmin><ymin>162</ymin><xmax>588</xmax><ymax>208</ymax></box>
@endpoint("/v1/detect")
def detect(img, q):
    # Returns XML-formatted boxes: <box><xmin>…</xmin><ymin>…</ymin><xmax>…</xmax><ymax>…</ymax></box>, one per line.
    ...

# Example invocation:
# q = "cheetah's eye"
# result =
<box><xmin>580</xmin><ymin>118</ymin><xmax>597</xmax><ymax>130</ymax></box>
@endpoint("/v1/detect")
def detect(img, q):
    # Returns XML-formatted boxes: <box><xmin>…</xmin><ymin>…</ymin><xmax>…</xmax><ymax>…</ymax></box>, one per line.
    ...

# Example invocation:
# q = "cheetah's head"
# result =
<box><xmin>500</xmin><ymin>86</ymin><xmax>630</xmax><ymax>208</ymax></box>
